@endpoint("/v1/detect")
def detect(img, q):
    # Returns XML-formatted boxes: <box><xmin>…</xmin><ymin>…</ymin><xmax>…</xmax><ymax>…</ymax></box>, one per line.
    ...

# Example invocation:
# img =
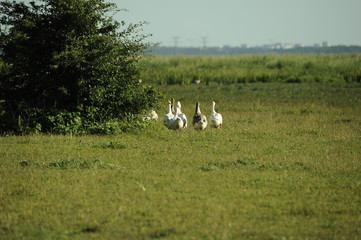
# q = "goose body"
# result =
<box><xmin>163</xmin><ymin>102</ymin><xmax>174</xmax><ymax>127</ymax></box>
<box><xmin>169</xmin><ymin>107</ymin><xmax>184</xmax><ymax>130</ymax></box>
<box><xmin>192</xmin><ymin>102</ymin><xmax>207</xmax><ymax>130</ymax></box>
<box><xmin>142</xmin><ymin>110</ymin><xmax>158</xmax><ymax>121</ymax></box>
<box><xmin>209</xmin><ymin>101</ymin><xmax>223</xmax><ymax>128</ymax></box>
<box><xmin>177</xmin><ymin>101</ymin><xmax>187</xmax><ymax>128</ymax></box>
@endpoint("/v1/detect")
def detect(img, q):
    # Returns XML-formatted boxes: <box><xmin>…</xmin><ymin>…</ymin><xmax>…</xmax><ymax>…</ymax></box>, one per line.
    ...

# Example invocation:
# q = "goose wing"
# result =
<box><xmin>192</xmin><ymin>113</ymin><xmax>201</xmax><ymax>125</ymax></box>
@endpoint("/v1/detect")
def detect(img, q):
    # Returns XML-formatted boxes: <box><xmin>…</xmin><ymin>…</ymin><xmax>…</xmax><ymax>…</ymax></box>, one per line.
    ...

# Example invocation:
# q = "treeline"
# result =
<box><xmin>139</xmin><ymin>54</ymin><xmax>361</xmax><ymax>85</ymax></box>
<box><xmin>151</xmin><ymin>45</ymin><xmax>361</xmax><ymax>55</ymax></box>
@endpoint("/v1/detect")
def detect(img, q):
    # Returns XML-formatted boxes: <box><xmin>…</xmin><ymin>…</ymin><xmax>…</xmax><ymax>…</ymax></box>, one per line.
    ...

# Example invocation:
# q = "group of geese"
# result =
<box><xmin>144</xmin><ymin>99</ymin><xmax>223</xmax><ymax>130</ymax></box>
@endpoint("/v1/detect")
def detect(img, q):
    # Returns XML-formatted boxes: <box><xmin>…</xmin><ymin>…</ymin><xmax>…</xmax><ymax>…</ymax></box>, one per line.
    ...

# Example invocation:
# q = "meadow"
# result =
<box><xmin>1</xmin><ymin>55</ymin><xmax>361</xmax><ymax>239</ymax></box>
<box><xmin>139</xmin><ymin>54</ymin><xmax>361</xmax><ymax>84</ymax></box>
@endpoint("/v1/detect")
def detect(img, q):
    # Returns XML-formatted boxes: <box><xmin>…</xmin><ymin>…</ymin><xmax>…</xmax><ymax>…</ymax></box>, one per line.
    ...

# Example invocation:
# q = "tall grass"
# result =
<box><xmin>139</xmin><ymin>54</ymin><xmax>361</xmax><ymax>84</ymax></box>
<box><xmin>1</xmin><ymin>82</ymin><xmax>360</xmax><ymax>239</ymax></box>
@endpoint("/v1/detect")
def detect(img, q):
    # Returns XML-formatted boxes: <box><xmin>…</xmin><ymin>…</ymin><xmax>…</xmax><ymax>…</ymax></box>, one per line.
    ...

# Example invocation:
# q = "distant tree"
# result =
<box><xmin>0</xmin><ymin>0</ymin><xmax>161</xmax><ymax>134</ymax></box>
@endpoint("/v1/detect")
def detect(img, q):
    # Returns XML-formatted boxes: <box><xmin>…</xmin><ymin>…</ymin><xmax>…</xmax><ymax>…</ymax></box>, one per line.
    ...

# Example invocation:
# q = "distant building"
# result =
<box><xmin>282</xmin><ymin>44</ymin><xmax>294</xmax><ymax>49</ymax></box>
<box><xmin>322</xmin><ymin>41</ymin><xmax>330</xmax><ymax>47</ymax></box>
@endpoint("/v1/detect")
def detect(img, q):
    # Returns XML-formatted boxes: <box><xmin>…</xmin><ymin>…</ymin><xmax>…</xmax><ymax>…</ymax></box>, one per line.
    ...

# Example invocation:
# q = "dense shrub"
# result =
<box><xmin>0</xmin><ymin>0</ymin><xmax>162</xmax><ymax>134</ymax></box>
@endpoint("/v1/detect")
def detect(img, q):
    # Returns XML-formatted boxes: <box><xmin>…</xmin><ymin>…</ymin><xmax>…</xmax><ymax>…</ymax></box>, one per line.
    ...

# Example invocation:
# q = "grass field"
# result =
<box><xmin>139</xmin><ymin>54</ymin><xmax>361</xmax><ymax>85</ymax></box>
<box><xmin>1</xmin><ymin>81</ymin><xmax>360</xmax><ymax>239</ymax></box>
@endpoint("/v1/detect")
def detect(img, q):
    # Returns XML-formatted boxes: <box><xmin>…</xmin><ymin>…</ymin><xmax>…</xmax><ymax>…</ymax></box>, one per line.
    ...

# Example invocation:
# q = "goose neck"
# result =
<box><xmin>195</xmin><ymin>102</ymin><xmax>201</xmax><ymax>114</ymax></box>
<box><xmin>168</xmin><ymin>104</ymin><xmax>172</xmax><ymax>114</ymax></box>
<box><xmin>175</xmin><ymin>107</ymin><xmax>179</xmax><ymax>116</ymax></box>
<box><xmin>212</xmin><ymin>101</ymin><xmax>216</xmax><ymax>113</ymax></box>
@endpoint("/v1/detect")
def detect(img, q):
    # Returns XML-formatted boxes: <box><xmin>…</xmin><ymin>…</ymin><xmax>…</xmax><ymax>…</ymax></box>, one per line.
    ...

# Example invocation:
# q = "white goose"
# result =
<box><xmin>209</xmin><ymin>101</ymin><xmax>223</xmax><ymax>128</ymax></box>
<box><xmin>142</xmin><ymin>110</ymin><xmax>158</xmax><ymax>121</ymax></box>
<box><xmin>192</xmin><ymin>102</ymin><xmax>207</xmax><ymax>130</ymax></box>
<box><xmin>169</xmin><ymin>107</ymin><xmax>184</xmax><ymax>130</ymax></box>
<box><xmin>177</xmin><ymin>101</ymin><xmax>187</xmax><ymax>128</ymax></box>
<box><xmin>163</xmin><ymin>101</ymin><xmax>173</xmax><ymax>128</ymax></box>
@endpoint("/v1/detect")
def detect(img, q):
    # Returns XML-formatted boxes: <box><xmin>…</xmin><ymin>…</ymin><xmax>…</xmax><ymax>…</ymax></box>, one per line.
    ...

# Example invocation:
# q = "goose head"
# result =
<box><xmin>177</xmin><ymin>101</ymin><xmax>182</xmax><ymax>111</ymax></box>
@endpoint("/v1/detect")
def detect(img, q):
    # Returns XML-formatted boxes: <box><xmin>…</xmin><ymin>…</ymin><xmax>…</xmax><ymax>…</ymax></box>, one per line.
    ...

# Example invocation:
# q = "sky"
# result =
<box><xmin>114</xmin><ymin>0</ymin><xmax>361</xmax><ymax>47</ymax></box>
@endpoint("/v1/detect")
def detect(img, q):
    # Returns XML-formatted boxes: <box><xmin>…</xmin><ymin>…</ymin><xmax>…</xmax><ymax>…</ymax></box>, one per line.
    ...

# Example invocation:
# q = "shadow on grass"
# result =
<box><xmin>199</xmin><ymin>158</ymin><xmax>311</xmax><ymax>172</ymax></box>
<box><xmin>19</xmin><ymin>158</ymin><xmax>118</xmax><ymax>170</ymax></box>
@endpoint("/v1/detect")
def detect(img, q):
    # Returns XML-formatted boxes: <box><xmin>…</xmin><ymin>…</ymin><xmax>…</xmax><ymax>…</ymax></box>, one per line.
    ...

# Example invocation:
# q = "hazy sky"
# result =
<box><xmin>115</xmin><ymin>0</ymin><xmax>361</xmax><ymax>47</ymax></box>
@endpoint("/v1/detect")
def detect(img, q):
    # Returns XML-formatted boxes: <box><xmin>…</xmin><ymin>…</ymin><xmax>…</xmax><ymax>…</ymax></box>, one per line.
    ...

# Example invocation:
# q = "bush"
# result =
<box><xmin>0</xmin><ymin>0</ymin><xmax>162</xmax><ymax>135</ymax></box>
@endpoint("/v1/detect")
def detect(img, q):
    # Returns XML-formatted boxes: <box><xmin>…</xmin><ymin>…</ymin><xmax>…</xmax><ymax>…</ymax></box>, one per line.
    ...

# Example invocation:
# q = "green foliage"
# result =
<box><xmin>139</xmin><ymin>54</ymin><xmax>361</xmax><ymax>85</ymax></box>
<box><xmin>0</xmin><ymin>0</ymin><xmax>162</xmax><ymax>135</ymax></box>
<box><xmin>47</xmin><ymin>111</ymin><xmax>82</xmax><ymax>134</ymax></box>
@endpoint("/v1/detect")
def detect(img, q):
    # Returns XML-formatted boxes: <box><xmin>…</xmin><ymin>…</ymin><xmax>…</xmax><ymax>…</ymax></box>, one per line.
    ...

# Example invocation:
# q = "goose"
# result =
<box><xmin>192</xmin><ymin>102</ymin><xmax>207</xmax><ymax>130</ymax></box>
<box><xmin>177</xmin><ymin>101</ymin><xmax>187</xmax><ymax>128</ymax></box>
<box><xmin>209</xmin><ymin>101</ymin><xmax>223</xmax><ymax>128</ymax></box>
<box><xmin>163</xmin><ymin>101</ymin><xmax>174</xmax><ymax>127</ymax></box>
<box><xmin>142</xmin><ymin>110</ymin><xmax>158</xmax><ymax>121</ymax></box>
<box><xmin>169</xmin><ymin>107</ymin><xmax>184</xmax><ymax>130</ymax></box>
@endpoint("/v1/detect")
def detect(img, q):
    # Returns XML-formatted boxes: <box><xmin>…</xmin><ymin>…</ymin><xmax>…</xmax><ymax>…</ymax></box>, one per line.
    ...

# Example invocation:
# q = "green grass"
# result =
<box><xmin>1</xmin><ymin>82</ymin><xmax>361</xmax><ymax>239</ymax></box>
<box><xmin>139</xmin><ymin>54</ymin><xmax>361</xmax><ymax>84</ymax></box>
